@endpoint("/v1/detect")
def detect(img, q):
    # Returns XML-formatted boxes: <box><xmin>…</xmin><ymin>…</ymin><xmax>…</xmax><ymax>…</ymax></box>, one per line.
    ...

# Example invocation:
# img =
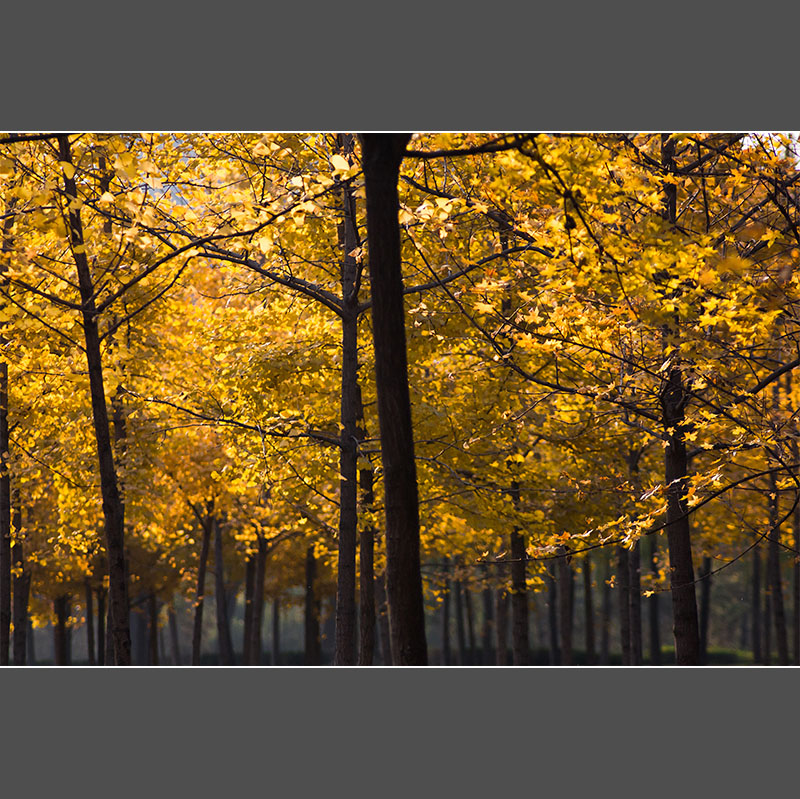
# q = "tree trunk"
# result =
<box><xmin>335</xmin><ymin>134</ymin><xmax>361</xmax><ymax>666</ymax></box>
<box><xmin>191</xmin><ymin>514</ymin><xmax>213</xmax><ymax>666</ymax></box>
<box><xmin>304</xmin><ymin>545</ymin><xmax>322</xmax><ymax>665</ymax></box>
<box><xmin>54</xmin><ymin>595</ymin><xmax>71</xmax><ymax>666</ymax></box>
<box><xmin>58</xmin><ymin>135</ymin><xmax>131</xmax><ymax>665</ymax></box>
<box><xmin>767</xmin><ymin>471</ymin><xmax>789</xmax><ymax>665</ymax></box>
<box><xmin>85</xmin><ymin>579</ymin><xmax>95</xmax><ymax>666</ymax></box>
<box><xmin>510</xmin><ymin>529</ymin><xmax>529</xmax><ymax>665</ymax></box>
<box><xmin>481</xmin><ymin>567</ymin><xmax>495</xmax><ymax>665</ymax></box>
<box><xmin>698</xmin><ymin>555</ymin><xmax>712</xmax><ymax>665</ymax></box>
<box><xmin>12</xmin><ymin>523</ymin><xmax>29</xmax><ymax>666</ymax></box>
<box><xmin>375</xmin><ymin>573</ymin><xmax>392</xmax><ymax>666</ymax></box>
<box><xmin>148</xmin><ymin>592</ymin><xmax>159</xmax><ymax>666</ymax></box>
<box><xmin>557</xmin><ymin>548</ymin><xmax>573</xmax><ymax>666</ymax></box>
<box><xmin>271</xmin><ymin>597</ymin><xmax>281</xmax><ymax>666</ymax></box>
<box><xmin>547</xmin><ymin>568</ymin><xmax>560</xmax><ymax>665</ymax></box>
<box><xmin>618</xmin><ymin>546</ymin><xmax>632</xmax><ymax>665</ymax></box>
<box><xmin>454</xmin><ymin>574</ymin><xmax>466</xmax><ymax>666</ymax></box>
<box><xmin>583</xmin><ymin>554</ymin><xmax>596</xmax><ymax>665</ymax></box>
<box><xmin>464</xmin><ymin>586</ymin><xmax>476</xmax><ymax>666</ymax></box>
<box><xmin>441</xmin><ymin>558</ymin><xmax>451</xmax><ymax>665</ymax></box>
<box><xmin>249</xmin><ymin>533</ymin><xmax>268</xmax><ymax>666</ymax></box>
<box><xmin>359</xmin><ymin>133</ymin><xmax>427</xmax><ymax>665</ymax></box>
<box><xmin>648</xmin><ymin>536</ymin><xmax>662</xmax><ymax>665</ymax></box>
<box><xmin>168</xmin><ymin>600</ymin><xmax>182</xmax><ymax>666</ymax></box>
<box><xmin>96</xmin><ymin>587</ymin><xmax>106</xmax><ymax>666</ymax></box>
<box><xmin>242</xmin><ymin>553</ymin><xmax>256</xmax><ymax>666</ymax></box>
<box><xmin>358</xmin><ymin>461</ymin><xmax>376</xmax><ymax>666</ymax></box>
<box><xmin>495</xmin><ymin>586</ymin><xmax>509</xmax><ymax>665</ymax></box>
<box><xmin>214</xmin><ymin>519</ymin><xmax>235</xmax><ymax>666</ymax></box>
<box><xmin>629</xmin><ymin>541</ymin><xmax>643</xmax><ymax>665</ymax></box>
<box><xmin>600</xmin><ymin>554</ymin><xmax>611</xmax><ymax>665</ymax></box>
<box><xmin>752</xmin><ymin>546</ymin><xmax>762</xmax><ymax>664</ymax></box>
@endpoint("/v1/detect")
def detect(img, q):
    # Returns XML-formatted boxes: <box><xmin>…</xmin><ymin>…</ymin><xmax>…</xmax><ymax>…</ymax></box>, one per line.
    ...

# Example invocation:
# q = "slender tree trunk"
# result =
<box><xmin>698</xmin><ymin>555</ymin><xmax>712</xmax><ymax>665</ymax></box>
<box><xmin>660</xmin><ymin>134</ymin><xmax>700</xmax><ymax>666</ymax></box>
<box><xmin>304</xmin><ymin>545</ymin><xmax>322</xmax><ymax>665</ymax></box>
<box><xmin>335</xmin><ymin>134</ymin><xmax>361</xmax><ymax>666</ymax></box>
<box><xmin>648</xmin><ymin>536</ymin><xmax>662</xmax><ymax>665</ymax></box>
<box><xmin>495</xmin><ymin>586</ymin><xmax>510</xmax><ymax>665</ymax></box>
<box><xmin>168</xmin><ymin>600</ymin><xmax>182</xmax><ymax>666</ymax></box>
<box><xmin>271</xmin><ymin>597</ymin><xmax>281</xmax><ymax>666</ymax></box>
<box><xmin>764</xmin><ymin>571</ymin><xmax>772</xmax><ymax>666</ymax></box>
<box><xmin>752</xmin><ymin>546</ymin><xmax>762</xmax><ymax>664</ymax></box>
<box><xmin>510</xmin><ymin>529</ymin><xmax>529</xmax><ymax>665</ymax></box>
<box><xmin>358</xmin><ymin>461</ymin><xmax>376</xmax><ymax>666</ymax></box>
<box><xmin>96</xmin><ymin>587</ymin><xmax>106</xmax><ymax>666</ymax></box>
<box><xmin>359</xmin><ymin>133</ymin><xmax>426</xmax><ymax>665</ymax></box>
<box><xmin>148</xmin><ymin>592</ymin><xmax>159</xmax><ymax>666</ymax></box>
<box><xmin>249</xmin><ymin>534</ymin><xmax>268</xmax><ymax>666</ymax></box>
<box><xmin>547</xmin><ymin>569</ymin><xmax>560</xmax><ymax>665</ymax></box>
<box><xmin>768</xmin><ymin>470</ymin><xmax>789</xmax><ymax>665</ymax></box>
<box><xmin>618</xmin><ymin>546</ymin><xmax>632</xmax><ymax>665</ymax></box>
<box><xmin>792</xmin><ymin>429</ymin><xmax>800</xmax><ymax>665</ymax></box>
<box><xmin>600</xmin><ymin>554</ymin><xmax>611</xmax><ymax>665</ymax></box>
<box><xmin>454</xmin><ymin>574</ymin><xmax>466</xmax><ymax>666</ymax></box>
<box><xmin>557</xmin><ymin>548</ymin><xmax>573</xmax><ymax>666</ymax></box>
<box><xmin>242</xmin><ymin>553</ymin><xmax>256</xmax><ymax>666</ymax></box>
<box><xmin>375</xmin><ymin>574</ymin><xmax>392</xmax><ymax>666</ymax></box>
<box><xmin>191</xmin><ymin>514</ymin><xmax>213</xmax><ymax>666</ymax></box>
<box><xmin>54</xmin><ymin>595</ymin><xmax>71</xmax><ymax>666</ymax></box>
<box><xmin>629</xmin><ymin>541</ymin><xmax>643</xmax><ymax>665</ymax></box>
<box><xmin>214</xmin><ymin>519</ymin><xmax>235</xmax><ymax>666</ymax></box>
<box><xmin>441</xmin><ymin>558</ymin><xmax>451</xmax><ymax>665</ymax></box>
<box><xmin>583</xmin><ymin>554</ymin><xmax>596</xmax><ymax>665</ymax></box>
<box><xmin>27</xmin><ymin>618</ymin><xmax>35</xmax><ymax>665</ymax></box>
<box><xmin>85</xmin><ymin>579</ymin><xmax>95</xmax><ymax>666</ymax></box>
<box><xmin>58</xmin><ymin>136</ymin><xmax>131</xmax><ymax>665</ymax></box>
<box><xmin>12</xmin><ymin>501</ymin><xmax>29</xmax><ymax>666</ymax></box>
<box><xmin>464</xmin><ymin>587</ymin><xmax>476</xmax><ymax>666</ymax></box>
<box><xmin>482</xmin><ymin>566</ymin><xmax>495</xmax><ymax>665</ymax></box>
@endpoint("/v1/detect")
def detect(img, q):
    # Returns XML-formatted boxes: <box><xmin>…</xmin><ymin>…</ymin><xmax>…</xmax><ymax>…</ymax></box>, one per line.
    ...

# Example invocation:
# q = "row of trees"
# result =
<box><xmin>1</xmin><ymin>132</ymin><xmax>799</xmax><ymax>665</ymax></box>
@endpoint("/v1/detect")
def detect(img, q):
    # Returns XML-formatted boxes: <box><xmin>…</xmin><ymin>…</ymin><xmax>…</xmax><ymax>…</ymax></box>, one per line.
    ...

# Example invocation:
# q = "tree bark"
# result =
<box><xmin>359</xmin><ymin>133</ymin><xmax>427</xmax><ymax>665</ymax></box>
<box><xmin>85</xmin><ymin>579</ymin><xmax>95</xmax><ymax>666</ymax></box>
<box><xmin>600</xmin><ymin>554</ymin><xmax>611</xmax><ymax>665</ymax></box>
<box><xmin>547</xmin><ymin>568</ymin><xmax>560</xmax><ymax>665</ymax></box>
<box><xmin>648</xmin><ymin>536</ymin><xmax>662</xmax><ymax>665</ymax></box>
<box><xmin>191</xmin><ymin>513</ymin><xmax>213</xmax><ymax>666</ymax></box>
<box><xmin>96</xmin><ymin>587</ymin><xmax>106</xmax><ymax>666</ymax></box>
<box><xmin>510</xmin><ymin>529</ymin><xmax>529</xmax><ymax>665</ymax></box>
<box><xmin>358</xmin><ymin>460</ymin><xmax>376</xmax><ymax>666</ymax></box>
<box><xmin>752</xmin><ymin>546</ymin><xmax>762</xmax><ymax>664</ymax></box>
<box><xmin>271</xmin><ymin>597</ymin><xmax>281</xmax><ymax>666</ymax></box>
<box><xmin>583</xmin><ymin>554</ymin><xmax>596</xmax><ymax>665</ymax></box>
<box><xmin>629</xmin><ymin>541</ymin><xmax>643</xmax><ymax>665</ymax></box>
<box><xmin>12</xmin><ymin>504</ymin><xmax>29</xmax><ymax>666</ymax></box>
<box><xmin>304</xmin><ymin>546</ymin><xmax>322</xmax><ymax>665</ymax></box>
<box><xmin>557</xmin><ymin>548</ymin><xmax>573</xmax><ymax>666</ymax></box>
<box><xmin>495</xmin><ymin>586</ymin><xmax>509</xmax><ymax>665</ymax></box>
<box><xmin>58</xmin><ymin>135</ymin><xmax>131</xmax><ymax>665</ymax></box>
<box><xmin>618</xmin><ymin>546</ymin><xmax>632</xmax><ymax>665</ymax></box>
<box><xmin>698</xmin><ymin>555</ymin><xmax>712</xmax><ymax>665</ymax></box>
<box><xmin>214</xmin><ymin>518</ymin><xmax>235</xmax><ymax>666</ymax></box>
<box><xmin>147</xmin><ymin>592</ymin><xmax>159</xmax><ymax>666</ymax></box>
<box><xmin>242</xmin><ymin>553</ymin><xmax>256</xmax><ymax>665</ymax></box>
<box><xmin>441</xmin><ymin>558</ymin><xmax>451</xmax><ymax>665</ymax></box>
<box><xmin>454</xmin><ymin>573</ymin><xmax>466</xmax><ymax>666</ymax></box>
<box><xmin>375</xmin><ymin>573</ymin><xmax>392</xmax><ymax>666</ymax></box>
<box><xmin>54</xmin><ymin>595</ymin><xmax>71</xmax><ymax>666</ymax></box>
<box><xmin>767</xmin><ymin>470</ymin><xmax>789</xmax><ymax>665</ymax></box>
<box><xmin>168</xmin><ymin>600</ymin><xmax>182</xmax><ymax>666</ymax></box>
<box><xmin>464</xmin><ymin>586</ymin><xmax>476</xmax><ymax>666</ymax></box>
<box><xmin>249</xmin><ymin>533</ymin><xmax>268</xmax><ymax>666</ymax></box>
<box><xmin>481</xmin><ymin>566</ymin><xmax>495</xmax><ymax>665</ymax></box>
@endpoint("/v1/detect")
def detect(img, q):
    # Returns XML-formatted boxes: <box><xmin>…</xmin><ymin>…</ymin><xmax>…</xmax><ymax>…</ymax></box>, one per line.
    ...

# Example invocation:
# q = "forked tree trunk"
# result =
<box><xmin>58</xmin><ymin>136</ymin><xmax>131</xmax><ymax>665</ymax></box>
<box><xmin>359</xmin><ymin>133</ymin><xmax>427</xmax><ymax>665</ymax></box>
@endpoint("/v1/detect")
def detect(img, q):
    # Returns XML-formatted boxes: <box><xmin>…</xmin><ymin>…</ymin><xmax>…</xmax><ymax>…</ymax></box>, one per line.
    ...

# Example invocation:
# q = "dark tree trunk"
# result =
<box><xmin>618</xmin><ymin>546</ymin><xmax>632</xmax><ymax>665</ymax></box>
<box><xmin>648</xmin><ymin>536</ymin><xmax>662</xmax><ymax>665</ymax></box>
<box><xmin>454</xmin><ymin>574</ymin><xmax>466</xmax><ymax>666</ymax></box>
<box><xmin>359</xmin><ymin>133</ymin><xmax>426</xmax><ymax>665</ymax></box>
<box><xmin>441</xmin><ymin>559</ymin><xmax>451</xmax><ymax>665</ymax></box>
<box><xmin>547</xmin><ymin>569</ymin><xmax>560</xmax><ymax>665</ymax></box>
<box><xmin>12</xmin><ymin>511</ymin><xmax>29</xmax><ymax>667</ymax></box>
<box><xmin>335</xmin><ymin>133</ymin><xmax>361</xmax><ymax>666</ymax></box>
<box><xmin>358</xmin><ymin>462</ymin><xmax>376</xmax><ymax>666</ymax></box>
<box><xmin>375</xmin><ymin>573</ymin><xmax>392</xmax><ymax>666</ymax></box>
<box><xmin>767</xmin><ymin>470</ymin><xmax>789</xmax><ymax>665</ymax></box>
<box><xmin>464</xmin><ymin>586</ymin><xmax>476</xmax><ymax>666</ymax></box>
<box><xmin>752</xmin><ymin>546</ymin><xmax>762</xmax><ymax>664</ymax></box>
<box><xmin>242</xmin><ymin>553</ymin><xmax>256</xmax><ymax>666</ymax></box>
<box><xmin>168</xmin><ymin>600</ymin><xmax>182</xmax><ymax>666</ymax></box>
<box><xmin>96</xmin><ymin>587</ymin><xmax>106</xmax><ymax>666</ymax></box>
<box><xmin>191</xmin><ymin>514</ymin><xmax>213</xmax><ymax>666</ymax></box>
<box><xmin>495</xmin><ymin>586</ymin><xmax>509</xmax><ymax>665</ymax></box>
<box><xmin>304</xmin><ymin>545</ymin><xmax>322</xmax><ymax>665</ymax></box>
<box><xmin>481</xmin><ymin>567</ymin><xmax>495</xmax><ymax>665</ymax></box>
<box><xmin>583</xmin><ymin>554</ymin><xmax>596</xmax><ymax>665</ymax></box>
<box><xmin>58</xmin><ymin>136</ymin><xmax>130</xmax><ymax>665</ymax></box>
<box><xmin>249</xmin><ymin>534</ymin><xmax>268</xmax><ymax>666</ymax></box>
<box><xmin>54</xmin><ymin>595</ymin><xmax>71</xmax><ymax>666</ymax></box>
<box><xmin>629</xmin><ymin>541</ymin><xmax>643</xmax><ymax>665</ymax></box>
<box><xmin>271</xmin><ymin>597</ymin><xmax>281</xmax><ymax>666</ymax></box>
<box><xmin>659</xmin><ymin>134</ymin><xmax>700</xmax><ymax>666</ymax></box>
<box><xmin>600</xmin><ymin>554</ymin><xmax>611</xmax><ymax>665</ymax></box>
<box><xmin>698</xmin><ymin>555</ymin><xmax>712</xmax><ymax>665</ymax></box>
<box><xmin>85</xmin><ymin>579</ymin><xmax>95</xmax><ymax>666</ymax></box>
<box><xmin>214</xmin><ymin>519</ymin><xmax>235</xmax><ymax>666</ymax></box>
<box><xmin>557</xmin><ymin>548</ymin><xmax>573</xmax><ymax>666</ymax></box>
<box><xmin>510</xmin><ymin>529</ymin><xmax>529</xmax><ymax>665</ymax></box>
<box><xmin>147</xmin><ymin>592</ymin><xmax>159</xmax><ymax>666</ymax></box>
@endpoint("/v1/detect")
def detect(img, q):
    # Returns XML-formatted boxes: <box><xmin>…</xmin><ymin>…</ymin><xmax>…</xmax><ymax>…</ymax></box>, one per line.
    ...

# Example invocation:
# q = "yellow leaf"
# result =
<box><xmin>0</xmin><ymin>158</ymin><xmax>14</xmax><ymax>177</ymax></box>
<box><xmin>99</xmin><ymin>191</ymin><xmax>115</xmax><ymax>204</ymax></box>
<box><xmin>331</xmin><ymin>154</ymin><xmax>350</xmax><ymax>175</ymax></box>
<box><xmin>59</xmin><ymin>162</ymin><xmax>76</xmax><ymax>180</ymax></box>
